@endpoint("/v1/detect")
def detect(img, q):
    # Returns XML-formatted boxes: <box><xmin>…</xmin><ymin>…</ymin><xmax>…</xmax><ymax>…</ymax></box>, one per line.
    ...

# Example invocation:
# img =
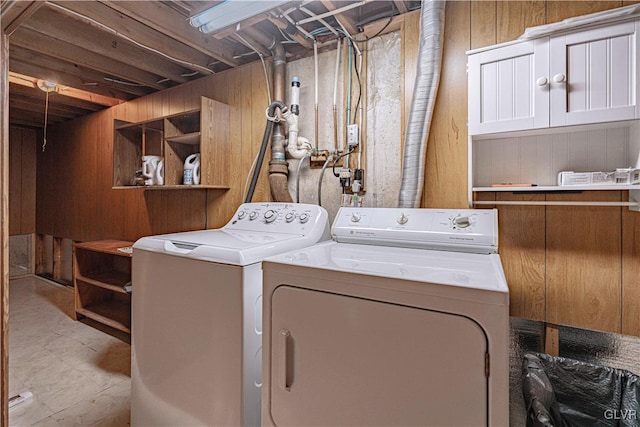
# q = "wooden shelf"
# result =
<box><xmin>73</xmin><ymin>240</ymin><xmax>133</xmax><ymax>337</ymax></box>
<box><xmin>76</xmin><ymin>304</ymin><xmax>131</xmax><ymax>334</ymax></box>
<box><xmin>76</xmin><ymin>272</ymin><xmax>129</xmax><ymax>294</ymax></box>
<box><xmin>112</xmin><ymin>184</ymin><xmax>230</xmax><ymax>190</ymax></box>
<box><xmin>166</xmin><ymin>132</ymin><xmax>200</xmax><ymax>145</ymax></box>
<box><xmin>473</xmin><ymin>185</ymin><xmax>640</xmax><ymax>192</ymax></box>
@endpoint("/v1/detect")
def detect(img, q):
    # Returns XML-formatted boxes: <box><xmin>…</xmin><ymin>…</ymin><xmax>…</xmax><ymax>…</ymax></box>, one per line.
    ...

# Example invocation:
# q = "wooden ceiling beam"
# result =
<box><xmin>10</xmin><ymin>93</ymin><xmax>93</xmax><ymax>116</ymax></box>
<box><xmin>9</xmin><ymin>83</ymin><xmax>104</xmax><ymax>112</ymax></box>
<box><xmin>267</xmin><ymin>16</ymin><xmax>314</xmax><ymax>49</ymax></box>
<box><xmin>319</xmin><ymin>1</ymin><xmax>359</xmax><ymax>36</ymax></box>
<box><xmin>11</xmin><ymin>28</ymin><xmax>169</xmax><ymax>90</ymax></box>
<box><xmin>231</xmin><ymin>33</ymin><xmax>271</xmax><ymax>59</ymax></box>
<box><xmin>101</xmin><ymin>1</ymin><xmax>240</xmax><ymax>68</ymax></box>
<box><xmin>213</xmin><ymin>14</ymin><xmax>272</xmax><ymax>40</ymax></box>
<box><xmin>10</xmin><ymin>99</ymin><xmax>79</xmax><ymax>120</ymax></box>
<box><xmin>9</xmin><ymin>72</ymin><xmax>123</xmax><ymax>107</ymax></box>
<box><xmin>47</xmin><ymin>1</ymin><xmax>215</xmax><ymax>76</ymax></box>
<box><xmin>22</xmin><ymin>8</ymin><xmax>191</xmax><ymax>84</ymax></box>
<box><xmin>393</xmin><ymin>1</ymin><xmax>408</xmax><ymax>14</ymax></box>
<box><xmin>10</xmin><ymin>58</ymin><xmax>137</xmax><ymax>102</ymax></box>
<box><xmin>1</xmin><ymin>0</ymin><xmax>43</xmax><ymax>35</ymax></box>
<box><xmin>10</xmin><ymin>47</ymin><xmax>150</xmax><ymax>98</ymax></box>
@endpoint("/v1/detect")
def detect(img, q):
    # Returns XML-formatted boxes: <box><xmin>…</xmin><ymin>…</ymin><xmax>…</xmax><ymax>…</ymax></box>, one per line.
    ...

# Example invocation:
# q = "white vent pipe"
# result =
<box><xmin>398</xmin><ymin>1</ymin><xmax>445</xmax><ymax>208</ymax></box>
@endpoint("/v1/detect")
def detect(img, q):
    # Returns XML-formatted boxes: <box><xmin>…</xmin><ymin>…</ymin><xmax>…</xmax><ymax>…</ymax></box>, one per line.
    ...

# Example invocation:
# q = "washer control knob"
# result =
<box><xmin>453</xmin><ymin>216</ymin><xmax>471</xmax><ymax>228</ymax></box>
<box><xmin>285</xmin><ymin>212</ymin><xmax>295</xmax><ymax>223</ymax></box>
<box><xmin>264</xmin><ymin>210</ymin><xmax>278</xmax><ymax>223</ymax></box>
<box><xmin>397</xmin><ymin>213</ymin><xmax>408</xmax><ymax>225</ymax></box>
<box><xmin>350</xmin><ymin>213</ymin><xmax>361</xmax><ymax>223</ymax></box>
<box><xmin>237</xmin><ymin>211</ymin><xmax>247</xmax><ymax>220</ymax></box>
<box><xmin>249</xmin><ymin>211</ymin><xmax>259</xmax><ymax>221</ymax></box>
<box><xmin>299</xmin><ymin>213</ymin><xmax>310</xmax><ymax>223</ymax></box>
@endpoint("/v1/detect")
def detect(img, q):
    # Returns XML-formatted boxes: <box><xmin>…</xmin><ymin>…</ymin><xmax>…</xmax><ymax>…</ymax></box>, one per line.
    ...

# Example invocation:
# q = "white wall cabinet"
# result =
<box><xmin>468</xmin><ymin>17</ymin><xmax>640</xmax><ymax>209</ymax></box>
<box><xmin>468</xmin><ymin>39</ymin><xmax>549</xmax><ymax>135</ymax></box>
<box><xmin>469</xmin><ymin>21</ymin><xmax>640</xmax><ymax>135</ymax></box>
<box><xmin>549</xmin><ymin>21</ymin><xmax>640</xmax><ymax>127</ymax></box>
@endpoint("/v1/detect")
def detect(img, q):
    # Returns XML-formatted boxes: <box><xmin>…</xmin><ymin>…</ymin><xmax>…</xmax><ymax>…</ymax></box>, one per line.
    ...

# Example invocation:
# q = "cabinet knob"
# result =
<box><xmin>536</xmin><ymin>77</ymin><xmax>549</xmax><ymax>86</ymax></box>
<box><xmin>553</xmin><ymin>73</ymin><xmax>566</xmax><ymax>83</ymax></box>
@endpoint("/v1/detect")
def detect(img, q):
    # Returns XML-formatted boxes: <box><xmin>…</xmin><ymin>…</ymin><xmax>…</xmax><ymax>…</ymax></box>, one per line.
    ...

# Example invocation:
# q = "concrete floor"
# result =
<box><xmin>8</xmin><ymin>276</ymin><xmax>130</xmax><ymax>427</ymax></box>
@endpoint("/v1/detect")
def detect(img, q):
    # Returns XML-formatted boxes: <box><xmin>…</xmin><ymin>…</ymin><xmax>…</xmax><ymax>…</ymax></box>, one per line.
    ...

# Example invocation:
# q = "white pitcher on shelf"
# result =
<box><xmin>142</xmin><ymin>155</ymin><xmax>164</xmax><ymax>186</ymax></box>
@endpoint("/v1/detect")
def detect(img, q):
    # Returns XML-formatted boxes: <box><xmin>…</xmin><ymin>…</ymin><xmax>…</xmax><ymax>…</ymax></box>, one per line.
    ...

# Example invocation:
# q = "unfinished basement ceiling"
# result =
<box><xmin>1</xmin><ymin>0</ymin><xmax>420</xmax><ymax>128</ymax></box>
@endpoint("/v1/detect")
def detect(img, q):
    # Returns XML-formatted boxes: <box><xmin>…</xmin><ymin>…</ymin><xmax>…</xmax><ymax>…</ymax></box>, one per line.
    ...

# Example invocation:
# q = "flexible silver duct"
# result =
<box><xmin>398</xmin><ymin>0</ymin><xmax>446</xmax><ymax>208</ymax></box>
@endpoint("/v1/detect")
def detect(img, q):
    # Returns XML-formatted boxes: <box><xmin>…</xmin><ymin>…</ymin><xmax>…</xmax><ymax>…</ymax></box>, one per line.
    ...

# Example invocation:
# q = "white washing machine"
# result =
<box><xmin>131</xmin><ymin>203</ymin><xmax>330</xmax><ymax>427</ymax></box>
<box><xmin>261</xmin><ymin>207</ymin><xmax>509</xmax><ymax>427</ymax></box>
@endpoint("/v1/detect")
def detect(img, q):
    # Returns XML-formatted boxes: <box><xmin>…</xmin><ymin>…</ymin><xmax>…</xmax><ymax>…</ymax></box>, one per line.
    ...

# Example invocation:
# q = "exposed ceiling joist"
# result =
<box><xmin>5</xmin><ymin>0</ymin><xmax>420</xmax><ymax>128</ymax></box>
<box><xmin>10</xmin><ymin>28</ymin><xmax>169</xmax><ymax>91</ymax></box>
<box><xmin>9</xmin><ymin>72</ymin><xmax>123</xmax><ymax>107</ymax></box>
<box><xmin>100</xmin><ymin>0</ymin><xmax>240</xmax><ymax>68</ymax></box>
<box><xmin>46</xmin><ymin>1</ymin><xmax>215</xmax><ymax>76</ymax></box>
<box><xmin>0</xmin><ymin>0</ymin><xmax>43</xmax><ymax>35</ymax></box>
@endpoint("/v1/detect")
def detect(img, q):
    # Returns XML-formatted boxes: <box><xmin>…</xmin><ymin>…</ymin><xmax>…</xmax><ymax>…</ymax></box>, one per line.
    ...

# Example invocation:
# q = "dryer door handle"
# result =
<box><xmin>279</xmin><ymin>329</ymin><xmax>291</xmax><ymax>391</ymax></box>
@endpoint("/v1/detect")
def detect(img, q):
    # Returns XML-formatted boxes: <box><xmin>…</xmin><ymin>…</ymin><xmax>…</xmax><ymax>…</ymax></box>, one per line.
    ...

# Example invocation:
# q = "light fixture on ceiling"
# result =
<box><xmin>36</xmin><ymin>80</ymin><xmax>57</xmax><ymax>152</ymax></box>
<box><xmin>189</xmin><ymin>0</ymin><xmax>289</xmax><ymax>34</ymax></box>
<box><xmin>37</xmin><ymin>79</ymin><xmax>57</xmax><ymax>93</ymax></box>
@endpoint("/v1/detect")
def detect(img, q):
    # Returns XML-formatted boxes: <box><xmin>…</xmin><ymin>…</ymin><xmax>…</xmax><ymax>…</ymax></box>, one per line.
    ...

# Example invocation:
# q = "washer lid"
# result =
<box><xmin>134</xmin><ymin>229</ymin><xmax>302</xmax><ymax>266</ymax></box>
<box><xmin>265</xmin><ymin>241</ymin><xmax>508</xmax><ymax>293</ymax></box>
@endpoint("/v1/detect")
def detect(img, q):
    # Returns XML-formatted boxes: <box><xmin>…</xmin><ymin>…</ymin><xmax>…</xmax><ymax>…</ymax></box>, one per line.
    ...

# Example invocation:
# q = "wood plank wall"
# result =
<box><xmin>36</xmin><ymin>60</ymin><xmax>271</xmax><ymax>243</ymax></box>
<box><xmin>9</xmin><ymin>126</ymin><xmax>36</xmax><ymax>235</ymax></box>
<box><xmin>416</xmin><ymin>0</ymin><xmax>640</xmax><ymax>336</ymax></box>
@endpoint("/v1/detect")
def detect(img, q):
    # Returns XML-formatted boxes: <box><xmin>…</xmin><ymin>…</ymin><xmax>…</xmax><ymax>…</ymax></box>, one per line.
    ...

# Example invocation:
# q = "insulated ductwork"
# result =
<box><xmin>243</xmin><ymin>27</ymin><xmax>293</xmax><ymax>202</ymax></box>
<box><xmin>398</xmin><ymin>1</ymin><xmax>445</xmax><ymax>208</ymax></box>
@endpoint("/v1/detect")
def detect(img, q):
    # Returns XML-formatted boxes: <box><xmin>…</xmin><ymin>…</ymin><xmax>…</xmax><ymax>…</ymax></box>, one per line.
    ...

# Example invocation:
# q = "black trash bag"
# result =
<box><xmin>522</xmin><ymin>352</ymin><xmax>640</xmax><ymax>427</ymax></box>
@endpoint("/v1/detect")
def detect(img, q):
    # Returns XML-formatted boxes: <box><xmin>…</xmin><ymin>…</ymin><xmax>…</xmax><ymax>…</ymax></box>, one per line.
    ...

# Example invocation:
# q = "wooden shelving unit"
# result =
<box><xmin>73</xmin><ymin>240</ymin><xmax>134</xmax><ymax>335</ymax></box>
<box><xmin>113</xmin><ymin>96</ymin><xmax>230</xmax><ymax>189</ymax></box>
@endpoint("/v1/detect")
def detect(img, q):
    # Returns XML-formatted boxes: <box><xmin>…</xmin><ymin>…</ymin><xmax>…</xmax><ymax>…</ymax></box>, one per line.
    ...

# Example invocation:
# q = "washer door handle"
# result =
<box><xmin>279</xmin><ymin>329</ymin><xmax>291</xmax><ymax>391</ymax></box>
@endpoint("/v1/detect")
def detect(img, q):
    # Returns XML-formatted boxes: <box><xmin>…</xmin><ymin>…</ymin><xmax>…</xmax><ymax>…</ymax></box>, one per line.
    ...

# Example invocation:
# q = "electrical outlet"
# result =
<box><xmin>347</xmin><ymin>124</ymin><xmax>359</xmax><ymax>147</ymax></box>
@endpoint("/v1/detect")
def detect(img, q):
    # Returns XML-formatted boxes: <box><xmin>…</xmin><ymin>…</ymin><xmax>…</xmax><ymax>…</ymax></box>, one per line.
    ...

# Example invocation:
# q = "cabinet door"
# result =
<box><xmin>468</xmin><ymin>39</ymin><xmax>549</xmax><ymax>135</ymax></box>
<box><xmin>268</xmin><ymin>285</ymin><xmax>488</xmax><ymax>427</ymax></box>
<box><xmin>550</xmin><ymin>21</ymin><xmax>640</xmax><ymax>127</ymax></box>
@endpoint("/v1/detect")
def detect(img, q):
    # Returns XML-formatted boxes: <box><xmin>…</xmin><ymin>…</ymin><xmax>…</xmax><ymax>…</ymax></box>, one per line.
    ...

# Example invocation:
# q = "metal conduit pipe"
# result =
<box><xmin>243</xmin><ymin>27</ymin><xmax>293</xmax><ymax>202</ymax></box>
<box><xmin>398</xmin><ymin>1</ymin><xmax>446</xmax><ymax>208</ymax></box>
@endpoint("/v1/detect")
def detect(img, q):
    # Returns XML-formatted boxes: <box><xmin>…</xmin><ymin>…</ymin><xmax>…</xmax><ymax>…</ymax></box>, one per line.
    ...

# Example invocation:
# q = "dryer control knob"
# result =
<box><xmin>350</xmin><ymin>213</ymin><xmax>361</xmax><ymax>222</ymax></box>
<box><xmin>453</xmin><ymin>216</ymin><xmax>471</xmax><ymax>228</ymax></box>
<box><xmin>285</xmin><ymin>212</ymin><xmax>295</xmax><ymax>223</ymax></box>
<box><xmin>299</xmin><ymin>213</ymin><xmax>310</xmax><ymax>223</ymax></box>
<box><xmin>397</xmin><ymin>213</ymin><xmax>408</xmax><ymax>225</ymax></box>
<box><xmin>264</xmin><ymin>210</ymin><xmax>278</xmax><ymax>223</ymax></box>
<box><xmin>249</xmin><ymin>211</ymin><xmax>259</xmax><ymax>221</ymax></box>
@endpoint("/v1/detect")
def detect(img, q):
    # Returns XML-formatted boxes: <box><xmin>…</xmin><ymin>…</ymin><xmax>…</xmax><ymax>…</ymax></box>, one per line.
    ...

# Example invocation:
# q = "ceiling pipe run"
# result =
<box><xmin>242</xmin><ymin>27</ymin><xmax>293</xmax><ymax>202</ymax></box>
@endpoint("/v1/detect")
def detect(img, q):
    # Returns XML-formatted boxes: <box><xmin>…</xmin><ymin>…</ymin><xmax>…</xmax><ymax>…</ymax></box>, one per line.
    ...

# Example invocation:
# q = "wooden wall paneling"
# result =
<box><xmin>496</xmin><ymin>1</ymin><xmax>545</xmax><ymax>44</ymax></box>
<box><xmin>622</xmin><ymin>194</ymin><xmax>640</xmax><ymax>336</ymax></box>
<box><xmin>75</xmin><ymin>116</ymin><xmax>99</xmax><ymax>241</ymax></box>
<box><xmin>423</xmin><ymin>0</ymin><xmax>469</xmax><ymax>209</ymax></box>
<box><xmin>470</xmin><ymin>1</ymin><xmax>497</xmax><ymax>50</ymax></box>
<box><xmin>1</xmin><ymin>27</ymin><xmax>9</xmax><ymax>425</ymax></box>
<box><xmin>205</xmin><ymin>66</ymin><xmax>245</xmax><ymax>228</ymax></box>
<box><xmin>20</xmin><ymin>127</ymin><xmax>36</xmax><ymax>234</ymax></box>
<box><xmin>546</xmin><ymin>1</ymin><xmax>623</xmax><ymax>25</ymax></box>
<box><xmin>546</xmin><ymin>191</ymin><xmax>622</xmax><ymax>333</ymax></box>
<box><xmin>400</xmin><ymin>9</ymin><xmax>420</xmax><ymax>159</ymax></box>
<box><xmin>496</xmin><ymin>193</ymin><xmax>546</xmax><ymax>320</ymax></box>
<box><xmin>9</xmin><ymin>127</ymin><xmax>22</xmax><ymax>236</ymax></box>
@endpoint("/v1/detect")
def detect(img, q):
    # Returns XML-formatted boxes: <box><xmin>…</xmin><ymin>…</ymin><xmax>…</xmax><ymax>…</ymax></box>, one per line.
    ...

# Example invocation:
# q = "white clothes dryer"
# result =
<box><xmin>261</xmin><ymin>207</ymin><xmax>509</xmax><ymax>427</ymax></box>
<box><xmin>131</xmin><ymin>203</ymin><xmax>330</xmax><ymax>427</ymax></box>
